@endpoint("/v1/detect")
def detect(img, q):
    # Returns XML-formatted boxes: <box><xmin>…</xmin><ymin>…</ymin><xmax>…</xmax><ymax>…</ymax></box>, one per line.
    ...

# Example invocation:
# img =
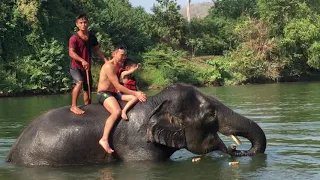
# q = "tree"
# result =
<box><xmin>92</xmin><ymin>0</ymin><xmax>152</xmax><ymax>54</ymax></box>
<box><xmin>186</xmin><ymin>17</ymin><xmax>234</xmax><ymax>56</ymax></box>
<box><xmin>208</xmin><ymin>0</ymin><xmax>258</xmax><ymax>19</ymax></box>
<box><xmin>150</xmin><ymin>0</ymin><xmax>187</xmax><ymax>49</ymax></box>
<box><xmin>258</xmin><ymin>0</ymin><xmax>320</xmax><ymax>74</ymax></box>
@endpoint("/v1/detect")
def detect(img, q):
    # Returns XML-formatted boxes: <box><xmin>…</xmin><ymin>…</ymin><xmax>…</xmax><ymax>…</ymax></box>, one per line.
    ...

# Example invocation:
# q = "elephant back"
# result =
<box><xmin>6</xmin><ymin>104</ymin><xmax>115</xmax><ymax>165</ymax></box>
<box><xmin>36</xmin><ymin>104</ymin><xmax>112</xmax><ymax>129</ymax></box>
<box><xmin>6</xmin><ymin>101</ymin><xmax>153</xmax><ymax>166</ymax></box>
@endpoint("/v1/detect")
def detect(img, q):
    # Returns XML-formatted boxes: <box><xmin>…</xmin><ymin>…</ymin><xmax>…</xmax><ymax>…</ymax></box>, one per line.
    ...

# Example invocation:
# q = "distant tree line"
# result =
<box><xmin>0</xmin><ymin>0</ymin><xmax>319</xmax><ymax>95</ymax></box>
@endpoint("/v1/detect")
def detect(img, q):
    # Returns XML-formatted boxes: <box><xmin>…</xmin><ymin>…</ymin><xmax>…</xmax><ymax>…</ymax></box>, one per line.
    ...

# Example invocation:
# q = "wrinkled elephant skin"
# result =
<box><xmin>6</xmin><ymin>83</ymin><xmax>266</xmax><ymax>166</ymax></box>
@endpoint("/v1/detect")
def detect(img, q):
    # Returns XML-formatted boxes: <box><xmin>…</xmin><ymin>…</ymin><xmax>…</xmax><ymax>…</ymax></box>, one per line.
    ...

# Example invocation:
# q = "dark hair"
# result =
<box><xmin>114</xmin><ymin>45</ymin><xmax>128</xmax><ymax>54</ymax></box>
<box><xmin>76</xmin><ymin>13</ymin><xmax>88</xmax><ymax>22</ymax></box>
<box><xmin>123</xmin><ymin>58</ymin><xmax>137</xmax><ymax>67</ymax></box>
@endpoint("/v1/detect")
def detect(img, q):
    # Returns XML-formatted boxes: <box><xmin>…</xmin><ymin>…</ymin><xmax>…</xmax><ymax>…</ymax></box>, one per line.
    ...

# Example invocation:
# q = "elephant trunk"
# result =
<box><xmin>217</xmin><ymin>107</ymin><xmax>266</xmax><ymax>156</ymax></box>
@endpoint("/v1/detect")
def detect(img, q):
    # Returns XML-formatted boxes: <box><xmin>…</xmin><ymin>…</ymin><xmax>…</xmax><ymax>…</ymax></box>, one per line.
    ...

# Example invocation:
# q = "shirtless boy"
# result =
<box><xmin>97</xmin><ymin>47</ymin><xmax>147</xmax><ymax>154</ymax></box>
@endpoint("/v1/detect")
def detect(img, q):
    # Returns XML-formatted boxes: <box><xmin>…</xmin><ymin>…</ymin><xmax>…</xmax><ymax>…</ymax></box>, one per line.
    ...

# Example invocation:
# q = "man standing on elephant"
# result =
<box><xmin>97</xmin><ymin>47</ymin><xmax>147</xmax><ymax>154</ymax></box>
<box><xmin>69</xmin><ymin>13</ymin><xmax>108</xmax><ymax>115</ymax></box>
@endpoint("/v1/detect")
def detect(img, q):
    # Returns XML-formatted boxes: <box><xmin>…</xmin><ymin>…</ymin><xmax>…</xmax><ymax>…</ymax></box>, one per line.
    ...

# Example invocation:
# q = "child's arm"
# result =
<box><xmin>120</xmin><ymin>63</ymin><xmax>142</xmax><ymax>79</ymax></box>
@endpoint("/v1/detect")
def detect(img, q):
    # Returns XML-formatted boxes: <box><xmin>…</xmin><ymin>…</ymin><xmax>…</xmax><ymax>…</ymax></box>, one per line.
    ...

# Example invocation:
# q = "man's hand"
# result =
<box><xmin>135</xmin><ymin>91</ymin><xmax>147</xmax><ymax>102</ymax></box>
<box><xmin>81</xmin><ymin>60</ymin><xmax>89</xmax><ymax>70</ymax></box>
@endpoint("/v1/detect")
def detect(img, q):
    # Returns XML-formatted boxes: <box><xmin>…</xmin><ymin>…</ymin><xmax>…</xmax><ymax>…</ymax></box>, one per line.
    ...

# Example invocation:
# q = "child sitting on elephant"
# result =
<box><xmin>116</xmin><ymin>58</ymin><xmax>142</xmax><ymax>120</ymax></box>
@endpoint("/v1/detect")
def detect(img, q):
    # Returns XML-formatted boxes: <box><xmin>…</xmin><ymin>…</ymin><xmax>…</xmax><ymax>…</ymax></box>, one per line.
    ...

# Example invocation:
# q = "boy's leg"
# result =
<box><xmin>120</xmin><ymin>94</ymin><xmax>138</xmax><ymax>120</ymax></box>
<box><xmin>70</xmin><ymin>81</ymin><xmax>85</xmax><ymax>114</ymax></box>
<box><xmin>83</xmin><ymin>70</ymin><xmax>92</xmax><ymax>105</ymax></box>
<box><xmin>83</xmin><ymin>91</ymin><xmax>91</xmax><ymax>105</ymax></box>
<box><xmin>70</xmin><ymin>68</ymin><xmax>85</xmax><ymax>114</ymax></box>
<box><xmin>99</xmin><ymin>96</ymin><xmax>122</xmax><ymax>154</ymax></box>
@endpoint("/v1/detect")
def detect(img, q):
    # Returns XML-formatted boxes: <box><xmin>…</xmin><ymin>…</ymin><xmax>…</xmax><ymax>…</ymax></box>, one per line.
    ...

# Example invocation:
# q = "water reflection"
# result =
<box><xmin>97</xmin><ymin>155</ymin><xmax>267</xmax><ymax>180</ymax></box>
<box><xmin>99</xmin><ymin>167</ymin><xmax>114</xmax><ymax>180</ymax></box>
<box><xmin>1</xmin><ymin>155</ymin><xmax>268</xmax><ymax>180</ymax></box>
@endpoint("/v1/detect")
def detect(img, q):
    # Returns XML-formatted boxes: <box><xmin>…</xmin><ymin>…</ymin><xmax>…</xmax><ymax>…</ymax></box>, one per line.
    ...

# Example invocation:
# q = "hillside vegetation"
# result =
<box><xmin>1</xmin><ymin>0</ymin><xmax>320</xmax><ymax>97</ymax></box>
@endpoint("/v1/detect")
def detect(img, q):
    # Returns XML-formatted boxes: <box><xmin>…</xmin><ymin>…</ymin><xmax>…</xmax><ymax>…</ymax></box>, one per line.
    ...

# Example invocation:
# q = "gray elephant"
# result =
<box><xmin>6</xmin><ymin>83</ymin><xmax>266</xmax><ymax>166</ymax></box>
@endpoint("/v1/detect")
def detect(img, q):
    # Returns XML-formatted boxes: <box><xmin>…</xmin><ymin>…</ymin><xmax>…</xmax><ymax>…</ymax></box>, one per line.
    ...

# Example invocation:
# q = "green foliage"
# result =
<box><xmin>282</xmin><ymin>18</ymin><xmax>320</xmax><ymax>74</ymax></box>
<box><xmin>139</xmin><ymin>67</ymin><xmax>171</xmax><ymax>88</ymax></box>
<box><xmin>1</xmin><ymin>0</ymin><xmax>320</xmax><ymax>95</ymax></box>
<box><xmin>95</xmin><ymin>0</ymin><xmax>152</xmax><ymax>53</ymax></box>
<box><xmin>307</xmin><ymin>42</ymin><xmax>320</xmax><ymax>69</ymax></box>
<box><xmin>0</xmin><ymin>0</ymin><xmax>78</xmax><ymax>94</ymax></box>
<box><xmin>141</xmin><ymin>45</ymin><xmax>187</xmax><ymax>86</ymax></box>
<box><xmin>150</xmin><ymin>0</ymin><xmax>187</xmax><ymax>49</ymax></box>
<box><xmin>208</xmin><ymin>0</ymin><xmax>258</xmax><ymax>19</ymax></box>
<box><xmin>194</xmin><ymin>58</ymin><xmax>231</xmax><ymax>85</ymax></box>
<box><xmin>141</xmin><ymin>45</ymin><xmax>235</xmax><ymax>87</ymax></box>
<box><xmin>257</xmin><ymin>0</ymin><xmax>318</xmax><ymax>35</ymax></box>
<box><xmin>186</xmin><ymin>38</ymin><xmax>204</xmax><ymax>57</ymax></box>
<box><xmin>284</xmin><ymin>19</ymin><xmax>318</xmax><ymax>45</ymax></box>
<box><xmin>186</xmin><ymin>17</ymin><xmax>234</xmax><ymax>55</ymax></box>
<box><xmin>205</xmin><ymin>59</ymin><xmax>232</xmax><ymax>79</ymax></box>
<box><xmin>15</xmin><ymin>40</ymin><xmax>70</xmax><ymax>92</ymax></box>
<box><xmin>221</xmin><ymin>18</ymin><xmax>286</xmax><ymax>82</ymax></box>
<box><xmin>140</xmin><ymin>45</ymin><xmax>214</xmax><ymax>87</ymax></box>
<box><xmin>91</xmin><ymin>63</ymin><xmax>102</xmax><ymax>91</ymax></box>
<box><xmin>0</xmin><ymin>64</ymin><xmax>20</xmax><ymax>93</ymax></box>
<box><xmin>0</xmin><ymin>0</ymin><xmax>155</xmax><ymax>95</ymax></box>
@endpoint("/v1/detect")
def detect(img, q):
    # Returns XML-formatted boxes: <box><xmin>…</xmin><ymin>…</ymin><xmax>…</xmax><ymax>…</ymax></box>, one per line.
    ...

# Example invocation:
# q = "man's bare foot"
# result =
<box><xmin>70</xmin><ymin>106</ymin><xmax>85</xmax><ymax>114</ymax></box>
<box><xmin>121</xmin><ymin>111</ymin><xmax>128</xmax><ymax>120</ymax></box>
<box><xmin>99</xmin><ymin>139</ymin><xmax>114</xmax><ymax>154</ymax></box>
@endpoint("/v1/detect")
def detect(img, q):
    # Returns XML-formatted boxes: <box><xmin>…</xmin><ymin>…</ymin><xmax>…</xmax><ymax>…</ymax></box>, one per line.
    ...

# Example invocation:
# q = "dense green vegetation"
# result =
<box><xmin>0</xmin><ymin>0</ymin><xmax>319</xmax><ymax>96</ymax></box>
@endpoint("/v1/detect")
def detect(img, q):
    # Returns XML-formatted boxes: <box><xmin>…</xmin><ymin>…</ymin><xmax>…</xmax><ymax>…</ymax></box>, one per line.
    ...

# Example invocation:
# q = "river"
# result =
<box><xmin>0</xmin><ymin>82</ymin><xmax>319</xmax><ymax>180</ymax></box>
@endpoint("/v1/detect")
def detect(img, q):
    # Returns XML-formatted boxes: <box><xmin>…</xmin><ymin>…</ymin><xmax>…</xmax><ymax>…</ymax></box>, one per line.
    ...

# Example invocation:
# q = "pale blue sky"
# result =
<box><xmin>130</xmin><ymin>0</ymin><xmax>213</xmax><ymax>13</ymax></box>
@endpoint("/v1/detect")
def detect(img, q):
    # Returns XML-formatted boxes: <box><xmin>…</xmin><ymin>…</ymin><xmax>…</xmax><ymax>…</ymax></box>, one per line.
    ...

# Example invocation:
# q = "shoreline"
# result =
<box><xmin>1</xmin><ymin>78</ymin><xmax>319</xmax><ymax>98</ymax></box>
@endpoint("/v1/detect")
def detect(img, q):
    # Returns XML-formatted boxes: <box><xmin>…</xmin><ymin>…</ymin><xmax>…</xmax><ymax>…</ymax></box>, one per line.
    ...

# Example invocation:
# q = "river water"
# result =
<box><xmin>0</xmin><ymin>82</ymin><xmax>319</xmax><ymax>180</ymax></box>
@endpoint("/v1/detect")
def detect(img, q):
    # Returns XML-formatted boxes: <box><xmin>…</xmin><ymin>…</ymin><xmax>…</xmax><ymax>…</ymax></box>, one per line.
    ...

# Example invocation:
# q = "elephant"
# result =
<box><xmin>6</xmin><ymin>83</ymin><xmax>266</xmax><ymax>166</ymax></box>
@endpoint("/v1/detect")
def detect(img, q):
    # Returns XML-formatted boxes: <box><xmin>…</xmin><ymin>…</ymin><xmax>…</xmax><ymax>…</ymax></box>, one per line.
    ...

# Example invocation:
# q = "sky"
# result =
<box><xmin>129</xmin><ymin>0</ymin><xmax>213</xmax><ymax>13</ymax></box>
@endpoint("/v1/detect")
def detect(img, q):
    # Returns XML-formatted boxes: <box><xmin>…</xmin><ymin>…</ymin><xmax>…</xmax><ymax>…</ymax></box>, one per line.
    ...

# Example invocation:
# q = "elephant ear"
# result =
<box><xmin>147</xmin><ymin>100</ymin><xmax>186</xmax><ymax>148</ymax></box>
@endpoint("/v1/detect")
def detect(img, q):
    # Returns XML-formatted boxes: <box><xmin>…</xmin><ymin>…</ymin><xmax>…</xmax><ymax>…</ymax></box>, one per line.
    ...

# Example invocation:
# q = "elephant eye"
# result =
<box><xmin>203</xmin><ymin>110</ymin><xmax>216</xmax><ymax>123</ymax></box>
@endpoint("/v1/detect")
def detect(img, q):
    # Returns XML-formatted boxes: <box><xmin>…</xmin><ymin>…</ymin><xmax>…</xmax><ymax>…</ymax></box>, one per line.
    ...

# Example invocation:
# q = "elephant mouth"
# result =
<box><xmin>227</xmin><ymin>144</ymin><xmax>256</xmax><ymax>156</ymax></box>
<box><xmin>221</xmin><ymin>133</ymin><xmax>266</xmax><ymax>156</ymax></box>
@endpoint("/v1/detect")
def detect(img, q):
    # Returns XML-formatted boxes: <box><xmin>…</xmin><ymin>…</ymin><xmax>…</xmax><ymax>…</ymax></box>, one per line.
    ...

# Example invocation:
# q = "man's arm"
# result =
<box><xmin>93</xmin><ymin>45</ymin><xmax>108</xmax><ymax>63</ymax></box>
<box><xmin>69</xmin><ymin>48</ymin><xmax>89</xmax><ymax>69</ymax></box>
<box><xmin>104</xmin><ymin>64</ymin><xmax>146</xmax><ymax>101</ymax></box>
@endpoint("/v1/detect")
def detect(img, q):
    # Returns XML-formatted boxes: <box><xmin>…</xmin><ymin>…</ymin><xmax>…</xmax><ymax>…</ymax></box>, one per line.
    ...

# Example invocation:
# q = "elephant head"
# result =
<box><xmin>146</xmin><ymin>83</ymin><xmax>266</xmax><ymax>156</ymax></box>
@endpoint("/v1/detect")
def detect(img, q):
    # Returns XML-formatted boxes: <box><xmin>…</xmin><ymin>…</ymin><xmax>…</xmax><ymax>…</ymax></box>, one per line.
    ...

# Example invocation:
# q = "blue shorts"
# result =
<box><xmin>97</xmin><ymin>91</ymin><xmax>122</xmax><ymax>105</ymax></box>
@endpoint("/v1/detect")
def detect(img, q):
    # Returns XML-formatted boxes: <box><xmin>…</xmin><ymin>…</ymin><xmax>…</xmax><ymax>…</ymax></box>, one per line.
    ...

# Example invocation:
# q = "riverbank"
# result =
<box><xmin>1</xmin><ymin>76</ymin><xmax>319</xmax><ymax>98</ymax></box>
<box><xmin>0</xmin><ymin>89</ymin><xmax>69</xmax><ymax>98</ymax></box>
<box><xmin>2</xmin><ymin>55</ymin><xmax>320</xmax><ymax>98</ymax></box>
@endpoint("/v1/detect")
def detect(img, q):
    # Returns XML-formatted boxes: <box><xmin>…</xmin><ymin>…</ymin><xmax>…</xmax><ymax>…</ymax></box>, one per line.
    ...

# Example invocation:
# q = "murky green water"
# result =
<box><xmin>0</xmin><ymin>82</ymin><xmax>319</xmax><ymax>180</ymax></box>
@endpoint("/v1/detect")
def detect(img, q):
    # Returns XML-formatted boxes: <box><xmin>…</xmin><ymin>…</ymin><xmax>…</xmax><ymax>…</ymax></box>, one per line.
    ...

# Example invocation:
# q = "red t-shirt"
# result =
<box><xmin>69</xmin><ymin>33</ymin><xmax>98</xmax><ymax>70</ymax></box>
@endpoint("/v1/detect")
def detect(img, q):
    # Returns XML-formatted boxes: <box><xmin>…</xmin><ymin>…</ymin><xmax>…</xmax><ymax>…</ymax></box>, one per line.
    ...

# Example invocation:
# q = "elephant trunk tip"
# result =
<box><xmin>227</xmin><ymin>143</ymin><xmax>265</xmax><ymax>157</ymax></box>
